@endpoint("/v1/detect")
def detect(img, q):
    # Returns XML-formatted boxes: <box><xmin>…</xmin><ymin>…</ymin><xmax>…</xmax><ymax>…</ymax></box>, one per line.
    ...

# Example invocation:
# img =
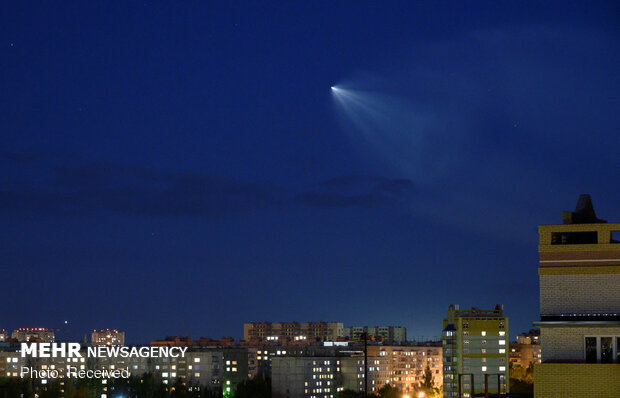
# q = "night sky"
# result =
<box><xmin>1</xmin><ymin>2</ymin><xmax>619</xmax><ymax>344</ymax></box>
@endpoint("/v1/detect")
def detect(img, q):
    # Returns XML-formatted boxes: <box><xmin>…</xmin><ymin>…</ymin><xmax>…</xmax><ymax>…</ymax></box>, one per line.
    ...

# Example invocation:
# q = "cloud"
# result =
<box><xmin>296</xmin><ymin>175</ymin><xmax>414</xmax><ymax>208</ymax></box>
<box><xmin>1</xmin><ymin>154</ymin><xmax>413</xmax><ymax>217</ymax></box>
<box><xmin>0</xmin><ymin>153</ymin><xmax>279</xmax><ymax>218</ymax></box>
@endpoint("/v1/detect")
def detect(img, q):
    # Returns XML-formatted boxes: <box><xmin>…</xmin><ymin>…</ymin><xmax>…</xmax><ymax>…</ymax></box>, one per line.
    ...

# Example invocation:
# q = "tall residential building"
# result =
<box><xmin>0</xmin><ymin>330</ymin><xmax>7</xmax><ymax>342</ymax></box>
<box><xmin>342</xmin><ymin>326</ymin><xmax>407</xmax><ymax>344</ymax></box>
<box><xmin>442</xmin><ymin>305</ymin><xmax>509</xmax><ymax>398</ymax></box>
<box><xmin>11</xmin><ymin>328</ymin><xmax>55</xmax><ymax>343</ymax></box>
<box><xmin>243</xmin><ymin>322</ymin><xmax>344</xmax><ymax>345</ymax></box>
<box><xmin>509</xmin><ymin>329</ymin><xmax>541</xmax><ymax>369</ymax></box>
<box><xmin>91</xmin><ymin>329</ymin><xmax>125</xmax><ymax>346</ymax></box>
<box><xmin>534</xmin><ymin>195</ymin><xmax>620</xmax><ymax>397</ymax></box>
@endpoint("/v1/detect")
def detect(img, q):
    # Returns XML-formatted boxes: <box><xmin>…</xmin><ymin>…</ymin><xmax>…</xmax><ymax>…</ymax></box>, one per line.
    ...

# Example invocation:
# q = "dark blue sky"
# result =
<box><xmin>1</xmin><ymin>1</ymin><xmax>619</xmax><ymax>344</ymax></box>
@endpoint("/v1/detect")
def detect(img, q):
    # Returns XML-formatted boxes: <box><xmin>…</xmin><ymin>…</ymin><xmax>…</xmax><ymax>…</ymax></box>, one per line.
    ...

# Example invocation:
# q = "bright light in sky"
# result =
<box><xmin>330</xmin><ymin>83</ymin><xmax>441</xmax><ymax>181</ymax></box>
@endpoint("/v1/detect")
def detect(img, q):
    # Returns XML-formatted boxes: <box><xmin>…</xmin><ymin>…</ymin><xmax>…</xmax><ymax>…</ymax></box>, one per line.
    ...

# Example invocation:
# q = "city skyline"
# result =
<box><xmin>2</xmin><ymin>1</ymin><xmax>619</xmax><ymax>345</ymax></box>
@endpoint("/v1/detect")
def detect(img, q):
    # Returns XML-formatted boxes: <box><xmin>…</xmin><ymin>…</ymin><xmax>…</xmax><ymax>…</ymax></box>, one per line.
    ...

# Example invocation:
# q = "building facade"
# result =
<box><xmin>533</xmin><ymin>195</ymin><xmax>620</xmax><ymax>398</ymax></box>
<box><xmin>91</xmin><ymin>329</ymin><xmax>125</xmax><ymax>346</ymax></box>
<box><xmin>367</xmin><ymin>344</ymin><xmax>443</xmax><ymax>393</ymax></box>
<box><xmin>442</xmin><ymin>305</ymin><xmax>509</xmax><ymax>398</ymax></box>
<box><xmin>509</xmin><ymin>329</ymin><xmax>541</xmax><ymax>369</ymax></box>
<box><xmin>0</xmin><ymin>345</ymin><xmax>248</xmax><ymax>398</ymax></box>
<box><xmin>263</xmin><ymin>339</ymin><xmax>445</xmax><ymax>398</ymax></box>
<box><xmin>11</xmin><ymin>328</ymin><xmax>55</xmax><ymax>343</ymax></box>
<box><xmin>342</xmin><ymin>326</ymin><xmax>407</xmax><ymax>344</ymax></box>
<box><xmin>243</xmin><ymin>322</ymin><xmax>344</xmax><ymax>345</ymax></box>
<box><xmin>272</xmin><ymin>356</ymin><xmax>353</xmax><ymax>398</ymax></box>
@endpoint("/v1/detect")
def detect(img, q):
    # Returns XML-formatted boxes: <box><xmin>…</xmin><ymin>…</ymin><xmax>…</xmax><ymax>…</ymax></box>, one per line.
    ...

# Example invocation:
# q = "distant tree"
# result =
<box><xmin>335</xmin><ymin>389</ymin><xmax>374</xmax><ymax>398</ymax></box>
<box><xmin>415</xmin><ymin>366</ymin><xmax>440</xmax><ymax>398</ymax></box>
<box><xmin>509</xmin><ymin>363</ymin><xmax>534</xmax><ymax>397</ymax></box>
<box><xmin>0</xmin><ymin>377</ymin><xmax>33</xmax><ymax>398</ymax></box>
<box><xmin>202</xmin><ymin>386</ymin><xmax>223</xmax><ymax>398</ymax></box>
<box><xmin>234</xmin><ymin>374</ymin><xmax>271</xmax><ymax>398</ymax></box>
<box><xmin>421</xmin><ymin>365</ymin><xmax>434</xmax><ymax>389</ymax></box>
<box><xmin>170</xmin><ymin>378</ymin><xmax>188</xmax><ymax>398</ymax></box>
<box><xmin>39</xmin><ymin>380</ymin><xmax>62</xmax><ymax>398</ymax></box>
<box><xmin>510</xmin><ymin>363</ymin><xmax>534</xmax><ymax>384</ymax></box>
<box><xmin>377</xmin><ymin>383</ymin><xmax>400</xmax><ymax>398</ymax></box>
<box><xmin>509</xmin><ymin>378</ymin><xmax>533</xmax><ymax>398</ymax></box>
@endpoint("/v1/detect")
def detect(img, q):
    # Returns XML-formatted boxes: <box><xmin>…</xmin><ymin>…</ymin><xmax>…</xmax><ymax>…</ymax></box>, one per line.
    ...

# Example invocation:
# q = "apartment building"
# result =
<box><xmin>11</xmin><ymin>328</ymin><xmax>55</xmax><ymax>343</ymax></box>
<box><xmin>509</xmin><ymin>329</ymin><xmax>541</xmax><ymax>369</ymax></box>
<box><xmin>442</xmin><ymin>305</ymin><xmax>509</xmax><ymax>397</ymax></box>
<box><xmin>243</xmin><ymin>322</ymin><xmax>344</xmax><ymax>345</ymax></box>
<box><xmin>343</xmin><ymin>326</ymin><xmax>407</xmax><ymax>344</ymax></box>
<box><xmin>533</xmin><ymin>195</ymin><xmax>620</xmax><ymax>398</ymax></box>
<box><xmin>272</xmin><ymin>354</ymin><xmax>372</xmax><ymax>398</ymax></box>
<box><xmin>367</xmin><ymin>344</ymin><xmax>443</xmax><ymax>393</ymax></box>
<box><xmin>91</xmin><ymin>329</ymin><xmax>125</xmax><ymax>346</ymax></box>
<box><xmin>0</xmin><ymin>345</ymin><xmax>248</xmax><ymax>398</ymax></box>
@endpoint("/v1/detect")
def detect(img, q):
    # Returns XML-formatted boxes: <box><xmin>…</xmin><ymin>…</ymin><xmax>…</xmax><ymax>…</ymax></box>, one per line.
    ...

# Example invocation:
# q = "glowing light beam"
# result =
<box><xmin>329</xmin><ymin>84</ymin><xmax>442</xmax><ymax>181</ymax></box>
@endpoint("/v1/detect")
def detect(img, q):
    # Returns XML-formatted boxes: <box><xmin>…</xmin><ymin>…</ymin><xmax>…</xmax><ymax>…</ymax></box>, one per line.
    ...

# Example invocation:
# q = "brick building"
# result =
<box><xmin>534</xmin><ymin>195</ymin><xmax>620</xmax><ymax>398</ymax></box>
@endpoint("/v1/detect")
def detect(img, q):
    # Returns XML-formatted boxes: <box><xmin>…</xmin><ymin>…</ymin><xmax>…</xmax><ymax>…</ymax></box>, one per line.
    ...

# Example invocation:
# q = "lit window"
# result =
<box><xmin>481</xmin><ymin>366</ymin><xmax>487</xmax><ymax>372</ymax></box>
<box><xmin>499</xmin><ymin>340</ymin><xmax>506</xmax><ymax>346</ymax></box>
<box><xmin>481</xmin><ymin>331</ymin><xmax>486</xmax><ymax>336</ymax></box>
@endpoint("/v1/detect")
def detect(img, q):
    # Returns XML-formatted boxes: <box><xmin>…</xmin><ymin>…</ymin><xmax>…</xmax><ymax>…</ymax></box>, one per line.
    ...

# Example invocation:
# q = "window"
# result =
<box><xmin>585</xmin><ymin>336</ymin><xmax>620</xmax><ymax>363</ymax></box>
<box><xmin>585</xmin><ymin>337</ymin><xmax>598</xmax><ymax>363</ymax></box>
<box><xmin>601</xmin><ymin>337</ymin><xmax>613</xmax><ymax>364</ymax></box>
<box><xmin>551</xmin><ymin>231</ymin><xmax>597</xmax><ymax>245</ymax></box>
